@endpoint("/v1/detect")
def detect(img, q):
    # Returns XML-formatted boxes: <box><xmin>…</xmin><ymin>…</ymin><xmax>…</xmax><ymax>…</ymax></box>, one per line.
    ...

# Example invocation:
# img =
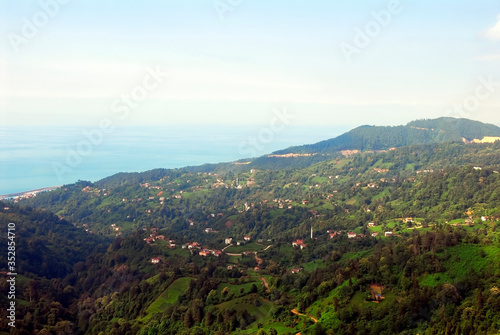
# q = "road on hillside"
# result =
<box><xmin>291</xmin><ymin>309</ymin><xmax>318</xmax><ymax>323</ymax></box>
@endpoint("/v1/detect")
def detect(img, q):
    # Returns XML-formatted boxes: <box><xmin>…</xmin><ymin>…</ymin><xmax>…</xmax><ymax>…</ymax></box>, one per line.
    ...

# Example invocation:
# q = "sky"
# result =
<box><xmin>1</xmin><ymin>0</ymin><xmax>499</xmax><ymax>129</ymax></box>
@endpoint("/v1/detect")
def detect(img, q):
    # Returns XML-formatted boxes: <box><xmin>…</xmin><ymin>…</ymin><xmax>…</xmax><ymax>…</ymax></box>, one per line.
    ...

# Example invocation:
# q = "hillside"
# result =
<box><xmin>273</xmin><ymin>117</ymin><xmax>500</xmax><ymax>155</ymax></box>
<box><xmin>4</xmin><ymin>138</ymin><xmax>500</xmax><ymax>334</ymax></box>
<box><xmin>4</xmin><ymin>118</ymin><xmax>500</xmax><ymax>334</ymax></box>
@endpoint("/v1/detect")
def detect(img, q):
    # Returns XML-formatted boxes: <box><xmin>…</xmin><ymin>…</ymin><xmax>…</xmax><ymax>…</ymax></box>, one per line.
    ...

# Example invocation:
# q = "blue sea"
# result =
<box><xmin>0</xmin><ymin>125</ymin><xmax>350</xmax><ymax>195</ymax></box>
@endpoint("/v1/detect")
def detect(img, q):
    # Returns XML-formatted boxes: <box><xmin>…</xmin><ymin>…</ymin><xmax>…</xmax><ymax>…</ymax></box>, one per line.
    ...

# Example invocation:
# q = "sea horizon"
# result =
<box><xmin>0</xmin><ymin>124</ymin><xmax>350</xmax><ymax>195</ymax></box>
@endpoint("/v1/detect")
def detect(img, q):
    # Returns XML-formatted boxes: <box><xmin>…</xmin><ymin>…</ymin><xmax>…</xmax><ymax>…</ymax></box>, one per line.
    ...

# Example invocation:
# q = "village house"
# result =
<box><xmin>187</xmin><ymin>242</ymin><xmax>201</xmax><ymax>249</ymax></box>
<box><xmin>144</xmin><ymin>237</ymin><xmax>155</xmax><ymax>244</ymax></box>
<box><xmin>330</xmin><ymin>232</ymin><xmax>340</xmax><ymax>239</ymax></box>
<box><xmin>292</xmin><ymin>239</ymin><xmax>307</xmax><ymax>249</ymax></box>
<box><xmin>199</xmin><ymin>250</ymin><xmax>210</xmax><ymax>257</ymax></box>
<box><xmin>291</xmin><ymin>268</ymin><xmax>302</xmax><ymax>274</ymax></box>
<box><xmin>156</xmin><ymin>235</ymin><xmax>165</xmax><ymax>241</ymax></box>
<box><xmin>151</xmin><ymin>258</ymin><xmax>161</xmax><ymax>264</ymax></box>
<box><xmin>368</xmin><ymin>222</ymin><xmax>376</xmax><ymax>227</ymax></box>
<box><xmin>385</xmin><ymin>232</ymin><xmax>393</xmax><ymax>237</ymax></box>
<box><xmin>205</xmin><ymin>228</ymin><xmax>214</xmax><ymax>233</ymax></box>
<box><xmin>348</xmin><ymin>232</ymin><xmax>357</xmax><ymax>239</ymax></box>
<box><xmin>371</xmin><ymin>232</ymin><xmax>379</xmax><ymax>237</ymax></box>
<box><xmin>225</xmin><ymin>238</ymin><xmax>233</xmax><ymax>245</ymax></box>
<box><xmin>211</xmin><ymin>250</ymin><xmax>222</xmax><ymax>257</ymax></box>
<box><xmin>244</xmin><ymin>236</ymin><xmax>251</xmax><ymax>242</ymax></box>
<box><xmin>151</xmin><ymin>228</ymin><xmax>159</xmax><ymax>234</ymax></box>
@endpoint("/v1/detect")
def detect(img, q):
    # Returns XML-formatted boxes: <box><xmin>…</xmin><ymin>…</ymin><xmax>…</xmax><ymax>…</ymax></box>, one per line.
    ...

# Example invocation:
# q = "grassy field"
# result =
<box><xmin>217</xmin><ymin>294</ymin><xmax>275</xmax><ymax>332</ymax></box>
<box><xmin>225</xmin><ymin>242</ymin><xmax>266</xmax><ymax>254</ymax></box>
<box><xmin>307</xmin><ymin>279</ymin><xmax>357</xmax><ymax>328</ymax></box>
<box><xmin>217</xmin><ymin>281</ymin><xmax>260</xmax><ymax>298</ymax></box>
<box><xmin>405</xmin><ymin>163</ymin><xmax>415</xmax><ymax>170</ymax></box>
<box><xmin>311</xmin><ymin>176</ymin><xmax>328</xmax><ymax>184</ymax></box>
<box><xmin>216</xmin><ymin>294</ymin><xmax>273</xmax><ymax>320</ymax></box>
<box><xmin>142</xmin><ymin>277</ymin><xmax>192</xmax><ymax>322</ymax></box>
<box><xmin>302</xmin><ymin>260</ymin><xmax>325</xmax><ymax>272</ymax></box>
<box><xmin>340</xmin><ymin>250</ymin><xmax>372</xmax><ymax>262</ymax></box>
<box><xmin>372</xmin><ymin>188</ymin><xmax>390</xmax><ymax>201</ymax></box>
<box><xmin>420</xmin><ymin>244</ymin><xmax>500</xmax><ymax>286</ymax></box>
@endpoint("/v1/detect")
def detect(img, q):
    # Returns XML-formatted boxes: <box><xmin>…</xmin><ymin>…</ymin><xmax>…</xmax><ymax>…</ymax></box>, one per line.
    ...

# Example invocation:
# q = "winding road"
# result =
<box><xmin>291</xmin><ymin>309</ymin><xmax>318</xmax><ymax>323</ymax></box>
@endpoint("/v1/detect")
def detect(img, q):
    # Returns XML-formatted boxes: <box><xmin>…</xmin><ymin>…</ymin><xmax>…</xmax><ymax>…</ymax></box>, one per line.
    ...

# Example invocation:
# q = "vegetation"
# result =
<box><xmin>2</xmin><ymin>118</ymin><xmax>500</xmax><ymax>334</ymax></box>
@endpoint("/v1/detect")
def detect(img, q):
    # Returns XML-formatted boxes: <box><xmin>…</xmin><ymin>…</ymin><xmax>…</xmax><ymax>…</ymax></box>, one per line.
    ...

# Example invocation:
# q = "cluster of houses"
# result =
<box><xmin>292</xmin><ymin>239</ymin><xmax>307</xmax><ymax>249</ymax></box>
<box><xmin>181</xmin><ymin>242</ymin><xmax>223</xmax><ymax>257</ymax></box>
<box><xmin>144</xmin><ymin>228</ymin><xmax>176</xmax><ymax>248</ymax></box>
<box><xmin>204</xmin><ymin>228</ymin><xmax>219</xmax><ymax>234</ymax></box>
<box><xmin>290</xmin><ymin>226</ymin><xmax>396</xmax><ymax>246</ymax></box>
<box><xmin>140</xmin><ymin>183</ymin><xmax>163</xmax><ymax>190</ymax></box>
<box><xmin>225</xmin><ymin>236</ymin><xmax>251</xmax><ymax>246</ymax></box>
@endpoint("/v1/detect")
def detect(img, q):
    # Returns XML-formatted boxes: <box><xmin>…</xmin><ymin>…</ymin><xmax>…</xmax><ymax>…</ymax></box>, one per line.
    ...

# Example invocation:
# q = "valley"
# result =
<box><xmin>1</xmin><ymin>118</ymin><xmax>500</xmax><ymax>334</ymax></box>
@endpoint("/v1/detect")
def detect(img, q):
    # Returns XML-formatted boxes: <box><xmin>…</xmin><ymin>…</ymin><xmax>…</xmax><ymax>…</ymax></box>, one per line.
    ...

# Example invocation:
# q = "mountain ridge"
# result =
<box><xmin>272</xmin><ymin>117</ymin><xmax>500</xmax><ymax>155</ymax></box>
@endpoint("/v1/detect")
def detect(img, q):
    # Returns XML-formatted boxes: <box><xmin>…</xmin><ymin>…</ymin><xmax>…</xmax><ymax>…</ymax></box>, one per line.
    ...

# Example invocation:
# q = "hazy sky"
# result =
<box><xmin>1</xmin><ymin>0</ymin><xmax>500</xmax><ymax>128</ymax></box>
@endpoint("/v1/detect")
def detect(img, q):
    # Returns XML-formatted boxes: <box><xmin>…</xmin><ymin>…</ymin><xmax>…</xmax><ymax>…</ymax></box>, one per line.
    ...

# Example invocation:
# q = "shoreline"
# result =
<box><xmin>0</xmin><ymin>186</ymin><xmax>62</xmax><ymax>200</ymax></box>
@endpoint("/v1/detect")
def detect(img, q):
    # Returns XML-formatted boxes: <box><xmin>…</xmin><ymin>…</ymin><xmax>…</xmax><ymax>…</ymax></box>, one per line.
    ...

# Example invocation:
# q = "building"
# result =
<box><xmin>225</xmin><ymin>238</ymin><xmax>233</xmax><ymax>245</ymax></box>
<box><xmin>199</xmin><ymin>250</ymin><xmax>210</xmax><ymax>257</ymax></box>
<box><xmin>330</xmin><ymin>232</ymin><xmax>340</xmax><ymax>239</ymax></box>
<box><xmin>385</xmin><ymin>232</ymin><xmax>393</xmax><ymax>237</ymax></box>
<box><xmin>151</xmin><ymin>258</ymin><xmax>161</xmax><ymax>264</ymax></box>
<box><xmin>292</xmin><ymin>239</ymin><xmax>307</xmax><ymax>249</ymax></box>
<box><xmin>348</xmin><ymin>232</ymin><xmax>357</xmax><ymax>239</ymax></box>
<box><xmin>244</xmin><ymin>235</ymin><xmax>251</xmax><ymax>242</ymax></box>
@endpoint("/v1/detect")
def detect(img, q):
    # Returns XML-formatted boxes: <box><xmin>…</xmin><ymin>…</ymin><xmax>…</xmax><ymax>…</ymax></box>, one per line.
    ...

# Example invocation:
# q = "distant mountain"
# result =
<box><xmin>272</xmin><ymin>117</ymin><xmax>500</xmax><ymax>155</ymax></box>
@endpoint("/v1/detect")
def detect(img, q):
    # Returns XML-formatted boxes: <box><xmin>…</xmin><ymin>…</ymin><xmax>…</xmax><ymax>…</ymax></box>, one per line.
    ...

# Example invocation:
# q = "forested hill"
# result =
<box><xmin>5</xmin><ymin>139</ymin><xmax>500</xmax><ymax>334</ymax></box>
<box><xmin>0</xmin><ymin>202</ymin><xmax>107</xmax><ymax>279</ymax></box>
<box><xmin>273</xmin><ymin>117</ymin><xmax>500</xmax><ymax>155</ymax></box>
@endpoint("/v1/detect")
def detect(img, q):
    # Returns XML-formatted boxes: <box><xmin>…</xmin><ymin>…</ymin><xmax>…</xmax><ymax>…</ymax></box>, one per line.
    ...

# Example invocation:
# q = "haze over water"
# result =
<box><xmin>0</xmin><ymin>125</ymin><xmax>349</xmax><ymax>195</ymax></box>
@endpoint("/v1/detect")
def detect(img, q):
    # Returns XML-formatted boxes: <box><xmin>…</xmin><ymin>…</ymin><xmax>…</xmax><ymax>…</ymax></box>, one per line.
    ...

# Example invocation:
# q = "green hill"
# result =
<box><xmin>4</xmin><ymin>118</ymin><xmax>500</xmax><ymax>334</ymax></box>
<box><xmin>273</xmin><ymin>117</ymin><xmax>500</xmax><ymax>154</ymax></box>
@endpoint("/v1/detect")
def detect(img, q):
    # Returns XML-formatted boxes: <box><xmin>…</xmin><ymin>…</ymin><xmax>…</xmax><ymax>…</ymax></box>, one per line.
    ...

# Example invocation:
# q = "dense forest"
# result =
<box><xmin>2</xmin><ymin>119</ymin><xmax>500</xmax><ymax>334</ymax></box>
<box><xmin>273</xmin><ymin>117</ymin><xmax>500</xmax><ymax>155</ymax></box>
